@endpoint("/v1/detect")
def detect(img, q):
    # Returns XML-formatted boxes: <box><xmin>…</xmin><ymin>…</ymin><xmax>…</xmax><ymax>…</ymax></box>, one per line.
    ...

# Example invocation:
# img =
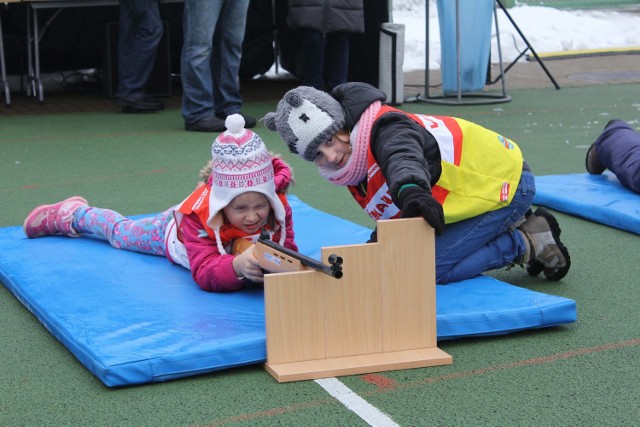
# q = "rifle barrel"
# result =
<box><xmin>259</xmin><ymin>239</ymin><xmax>343</xmax><ymax>279</ymax></box>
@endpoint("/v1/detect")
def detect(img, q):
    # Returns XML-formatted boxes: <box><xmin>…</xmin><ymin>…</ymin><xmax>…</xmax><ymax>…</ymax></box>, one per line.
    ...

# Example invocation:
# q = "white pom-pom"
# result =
<box><xmin>225</xmin><ymin>114</ymin><xmax>245</xmax><ymax>136</ymax></box>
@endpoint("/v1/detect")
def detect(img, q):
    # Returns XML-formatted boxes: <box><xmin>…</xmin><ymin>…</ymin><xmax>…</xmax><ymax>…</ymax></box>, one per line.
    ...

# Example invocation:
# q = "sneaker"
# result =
<box><xmin>517</xmin><ymin>207</ymin><xmax>571</xmax><ymax>281</ymax></box>
<box><xmin>23</xmin><ymin>196</ymin><xmax>88</xmax><ymax>238</ymax></box>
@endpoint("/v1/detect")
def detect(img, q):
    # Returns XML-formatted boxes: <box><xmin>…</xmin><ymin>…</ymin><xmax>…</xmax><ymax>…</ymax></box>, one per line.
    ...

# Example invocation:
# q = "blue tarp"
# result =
<box><xmin>437</xmin><ymin>0</ymin><xmax>493</xmax><ymax>93</ymax></box>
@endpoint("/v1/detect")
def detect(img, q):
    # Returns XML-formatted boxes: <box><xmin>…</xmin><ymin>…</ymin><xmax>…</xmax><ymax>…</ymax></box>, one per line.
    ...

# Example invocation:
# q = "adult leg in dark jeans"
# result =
<box><xmin>299</xmin><ymin>30</ymin><xmax>350</xmax><ymax>92</ymax></box>
<box><xmin>299</xmin><ymin>29</ymin><xmax>326</xmax><ymax>91</ymax></box>
<box><xmin>323</xmin><ymin>32</ymin><xmax>350</xmax><ymax>92</ymax></box>
<box><xmin>116</xmin><ymin>0</ymin><xmax>164</xmax><ymax>112</ymax></box>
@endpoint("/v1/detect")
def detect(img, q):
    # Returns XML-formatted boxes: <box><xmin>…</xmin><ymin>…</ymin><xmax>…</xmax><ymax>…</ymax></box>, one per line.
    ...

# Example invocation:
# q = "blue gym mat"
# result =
<box><xmin>0</xmin><ymin>196</ymin><xmax>576</xmax><ymax>387</ymax></box>
<box><xmin>534</xmin><ymin>173</ymin><xmax>640</xmax><ymax>235</ymax></box>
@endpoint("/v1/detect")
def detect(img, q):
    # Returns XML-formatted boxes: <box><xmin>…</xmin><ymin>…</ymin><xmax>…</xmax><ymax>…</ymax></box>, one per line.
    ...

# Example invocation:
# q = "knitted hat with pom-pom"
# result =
<box><xmin>262</xmin><ymin>86</ymin><xmax>345</xmax><ymax>162</ymax></box>
<box><xmin>207</xmin><ymin>114</ymin><xmax>286</xmax><ymax>253</ymax></box>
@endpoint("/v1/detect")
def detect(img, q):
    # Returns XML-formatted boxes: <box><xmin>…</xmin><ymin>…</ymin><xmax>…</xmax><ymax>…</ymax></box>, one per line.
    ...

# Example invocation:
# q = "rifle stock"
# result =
<box><xmin>231</xmin><ymin>232</ymin><xmax>343</xmax><ymax>279</ymax></box>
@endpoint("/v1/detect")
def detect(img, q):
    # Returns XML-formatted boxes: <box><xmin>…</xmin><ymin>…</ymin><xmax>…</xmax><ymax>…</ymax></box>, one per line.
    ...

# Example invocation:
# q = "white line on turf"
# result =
<box><xmin>315</xmin><ymin>377</ymin><xmax>399</xmax><ymax>427</ymax></box>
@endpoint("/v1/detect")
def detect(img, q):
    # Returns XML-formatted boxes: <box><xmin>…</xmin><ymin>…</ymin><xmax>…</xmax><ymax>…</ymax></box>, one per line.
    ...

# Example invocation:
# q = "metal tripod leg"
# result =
<box><xmin>495</xmin><ymin>0</ymin><xmax>560</xmax><ymax>90</ymax></box>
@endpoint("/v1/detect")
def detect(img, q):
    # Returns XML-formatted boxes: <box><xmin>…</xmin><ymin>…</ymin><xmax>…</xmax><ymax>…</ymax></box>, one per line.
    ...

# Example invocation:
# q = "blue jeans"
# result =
<box><xmin>435</xmin><ymin>169</ymin><xmax>535</xmax><ymax>284</ymax></box>
<box><xmin>116</xmin><ymin>0</ymin><xmax>163</xmax><ymax>99</ymax></box>
<box><xmin>181</xmin><ymin>0</ymin><xmax>250</xmax><ymax>126</ymax></box>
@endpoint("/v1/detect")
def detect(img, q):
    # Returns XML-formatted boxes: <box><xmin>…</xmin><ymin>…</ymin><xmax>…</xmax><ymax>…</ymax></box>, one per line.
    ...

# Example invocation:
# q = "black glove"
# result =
<box><xmin>399</xmin><ymin>186</ymin><xmax>445</xmax><ymax>235</ymax></box>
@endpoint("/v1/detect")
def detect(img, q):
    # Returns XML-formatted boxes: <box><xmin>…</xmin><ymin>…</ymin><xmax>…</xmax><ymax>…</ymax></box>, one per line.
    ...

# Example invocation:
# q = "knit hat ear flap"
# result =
<box><xmin>262</xmin><ymin>86</ymin><xmax>346</xmax><ymax>162</ymax></box>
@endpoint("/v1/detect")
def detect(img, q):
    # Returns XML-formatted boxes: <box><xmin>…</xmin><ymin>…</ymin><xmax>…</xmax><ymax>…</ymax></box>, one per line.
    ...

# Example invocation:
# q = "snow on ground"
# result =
<box><xmin>394</xmin><ymin>0</ymin><xmax>640</xmax><ymax>71</ymax></box>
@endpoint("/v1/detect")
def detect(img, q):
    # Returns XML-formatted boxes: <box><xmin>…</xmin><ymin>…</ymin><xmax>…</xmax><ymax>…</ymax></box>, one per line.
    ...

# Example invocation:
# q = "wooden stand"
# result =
<box><xmin>263</xmin><ymin>218</ymin><xmax>452</xmax><ymax>383</ymax></box>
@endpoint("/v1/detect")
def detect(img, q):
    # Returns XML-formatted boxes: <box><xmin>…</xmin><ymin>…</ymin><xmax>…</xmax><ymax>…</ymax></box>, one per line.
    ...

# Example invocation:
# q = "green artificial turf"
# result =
<box><xmin>1</xmin><ymin>82</ymin><xmax>638</xmax><ymax>426</ymax></box>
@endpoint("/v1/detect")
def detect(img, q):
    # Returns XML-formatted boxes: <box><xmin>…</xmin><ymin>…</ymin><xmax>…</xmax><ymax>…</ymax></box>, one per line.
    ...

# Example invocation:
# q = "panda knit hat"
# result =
<box><xmin>262</xmin><ymin>86</ymin><xmax>345</xmax><ymax>162</ymax></box>
<box><xmin>208</xmin><ymin>114</ymin><xmax>287</xmax><ymax>254</ymax></box>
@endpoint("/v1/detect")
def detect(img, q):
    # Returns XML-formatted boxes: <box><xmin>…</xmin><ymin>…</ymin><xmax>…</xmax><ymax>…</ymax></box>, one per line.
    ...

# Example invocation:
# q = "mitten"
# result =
<box><xmin>399</xmin><ymin>186</ymin><xmax>445</xmax><ymax>235</ymax></box>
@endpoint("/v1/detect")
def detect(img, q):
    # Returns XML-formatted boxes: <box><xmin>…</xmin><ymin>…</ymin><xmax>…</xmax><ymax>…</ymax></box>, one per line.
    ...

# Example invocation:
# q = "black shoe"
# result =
<box><xmin>185</xmin><ymin>115</ymin><xmax>226</xmax><ymax>132</ymax></box>
<box><xmin>585</xmin><ymin>143</ymin><xmax>606</xmax><ymax>175</ymax></box>
<box><xmin>586</xmin><ymin>119</ymin><xmax>620</xmax><ymax>174</ymax></box>
<box><xmin>243</xmin><ymin>115</ymin><xmax>257</xmax><ymax>129</ymax></box>
<box><xmin>216</xmin><ymin>113</ymin><xmax>256</xmax><ymax>129</ymax></box>
<box><xmin>116</xmin><ymin>96</ymin><xmax>164</xmax><ymax>113</ymax></box>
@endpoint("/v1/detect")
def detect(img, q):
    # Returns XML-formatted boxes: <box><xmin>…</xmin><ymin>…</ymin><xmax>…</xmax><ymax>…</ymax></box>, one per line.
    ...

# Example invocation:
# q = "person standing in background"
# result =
<box><xmin>181</xmin><ymin>0</ymin><xmax>256</xmax><ymax>132</ymax></box>
<box><xmin>115</xmin><ymin>0</ymin><xmax>165</xmax><ymax>113</ymax></box>
<box><xmin>287</xmin><ymin>0</ymin><xmax>365</xmax><ymax>92</ymax></box>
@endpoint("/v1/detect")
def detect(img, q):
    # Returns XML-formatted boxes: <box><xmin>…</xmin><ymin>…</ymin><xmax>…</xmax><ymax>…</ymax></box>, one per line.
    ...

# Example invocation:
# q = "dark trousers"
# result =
<box><xmin>116</xmin><ymin>0</ymin><xmax>163</xmax><ymax>99</ymax></box>
<box><xmin>595</xmin><ymin>119</ymin><xmax>640</xmax><ymax>193</ymax></box>
<box><xmin>300</xmin><ymin>30</ymin><xmax>350</xmax><ymax>92</ymax></box>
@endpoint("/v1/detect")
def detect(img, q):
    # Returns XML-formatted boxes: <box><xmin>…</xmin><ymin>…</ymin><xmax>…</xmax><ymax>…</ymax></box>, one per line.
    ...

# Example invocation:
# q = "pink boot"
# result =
<box><xmin>23</xmin><ymin>196</ymin><xmax>88</xmax><ymax>238</ymax></box>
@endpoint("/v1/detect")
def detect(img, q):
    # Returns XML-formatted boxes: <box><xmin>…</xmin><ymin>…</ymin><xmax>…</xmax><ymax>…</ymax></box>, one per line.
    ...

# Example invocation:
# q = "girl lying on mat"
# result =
<box><xmin>23</xmin><ymin>114</ymin><xmax>297</xmax><ymax>292</ymax></box>
<box><xmin>586</xmin><ymin>119</ymin><xmax>640</xmax><ymax>194</ymax></box>
<box><xmin>263</xmin><ymin>82</ymin><xmax>571</xmax><ymax>284</ymax></box>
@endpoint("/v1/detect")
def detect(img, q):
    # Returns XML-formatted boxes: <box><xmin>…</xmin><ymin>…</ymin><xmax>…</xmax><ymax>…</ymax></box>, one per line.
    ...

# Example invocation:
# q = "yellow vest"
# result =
<box><xmin>349</xmin><ymin>106</ymin><xmax>523</xmax><ymax>224</ymax></box>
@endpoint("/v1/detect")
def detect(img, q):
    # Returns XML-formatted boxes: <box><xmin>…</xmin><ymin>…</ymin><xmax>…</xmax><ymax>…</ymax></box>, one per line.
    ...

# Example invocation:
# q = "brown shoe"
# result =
<box><xmin>585</xmin><ymin>143</ymin><xmax>606</xmax><ymax>175</ymax></box>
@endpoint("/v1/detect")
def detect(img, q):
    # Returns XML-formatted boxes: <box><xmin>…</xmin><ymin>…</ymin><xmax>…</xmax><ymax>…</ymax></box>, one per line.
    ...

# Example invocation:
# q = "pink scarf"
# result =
<box><xmin>319</xmin><ymin>101</ymin><xmax>382</xmax><ymax>186</ymax></box>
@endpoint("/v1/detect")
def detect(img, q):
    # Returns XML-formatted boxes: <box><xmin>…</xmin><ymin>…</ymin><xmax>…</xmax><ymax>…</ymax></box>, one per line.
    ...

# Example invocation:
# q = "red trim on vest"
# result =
<box><xmin>435</xmin><ymin>116</ymin><xmax>463</xmax><ymax>166</ymax></box>
<box><xmin>178</xmin><ymin>185</ymin><xmax>216</xmax><ymax>239</ymax></box>
<box><xmin>376</xmin><ymin>106</ymin><xmax>463</xmax><ymax>163</ymax></box>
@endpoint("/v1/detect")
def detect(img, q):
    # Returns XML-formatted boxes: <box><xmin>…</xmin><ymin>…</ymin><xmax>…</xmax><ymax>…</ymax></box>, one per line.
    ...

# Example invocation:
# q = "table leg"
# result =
<box><xmin>0</xmin><ymin>9</ymin><xmax>12</xmax><ymax>107</ymax></box>
<box><xmin>26</xmin><ymin>5</ymin><xmax>44</xmax><ymax>104</ymax></box>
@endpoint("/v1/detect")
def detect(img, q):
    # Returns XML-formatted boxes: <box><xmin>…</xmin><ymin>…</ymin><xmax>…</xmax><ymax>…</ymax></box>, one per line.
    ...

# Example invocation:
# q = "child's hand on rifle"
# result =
<box><xmin>231</xmin><ymin>235</ymin><xmax>343</xmax><ymax>279</ymax></box>
<box><xmin>232</xmin><ymin>244</ymin><xmax>264</xmax><ymax>283</ymax></box>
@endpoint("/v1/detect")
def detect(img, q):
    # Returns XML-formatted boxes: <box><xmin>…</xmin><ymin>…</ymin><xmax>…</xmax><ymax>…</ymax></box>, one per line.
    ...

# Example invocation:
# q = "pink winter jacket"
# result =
<box><xmin>179</xmin><ymin>157</ymin><xmax>297</xmax><ymax>292</ymax></box>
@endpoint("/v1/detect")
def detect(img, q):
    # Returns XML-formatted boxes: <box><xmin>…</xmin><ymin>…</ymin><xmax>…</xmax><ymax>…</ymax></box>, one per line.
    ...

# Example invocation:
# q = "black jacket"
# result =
<box><xmin>331</xmin><ymin>82</ymin><xmax>442</xmax><ymax>208</ymax></box>
<box><xmin>287</xmin><ymin>0</ymin><xmax>365</xmax><ymax>34</ymax></box>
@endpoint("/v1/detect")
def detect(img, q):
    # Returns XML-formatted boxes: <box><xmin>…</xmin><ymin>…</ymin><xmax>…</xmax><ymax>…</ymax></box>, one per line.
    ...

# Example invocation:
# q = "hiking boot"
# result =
<box><xmin>517</xmin><ymin>207</ymin><xmax>571</xmax><ymax>281</ymax></box>
<box><xmin>518</xmin><ymin>210</ymin><xmax>544</xmax><ymax>277</ymax></box>
<box><xmin>23</xmin><ymin>196</ymin><xmax>88</xmax><ymax>238</ymax></box>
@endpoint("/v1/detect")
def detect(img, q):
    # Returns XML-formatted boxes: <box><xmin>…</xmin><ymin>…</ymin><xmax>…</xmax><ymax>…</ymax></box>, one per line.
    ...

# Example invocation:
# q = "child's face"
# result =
<box><xmin>223</xmin><ymin>192</ymin><xmax>271</xmax><ymax>234</ymax></box>
<box><xmin>313</xmin><ymin>128</ymin><xmax>352</xmax><ymax>170</ymax></box>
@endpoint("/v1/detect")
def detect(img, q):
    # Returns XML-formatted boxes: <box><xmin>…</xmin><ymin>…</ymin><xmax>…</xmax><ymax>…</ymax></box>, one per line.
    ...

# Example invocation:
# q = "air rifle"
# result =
<box><xmin>232</xmin><ymin>230</ymin><xmax>343</xmax><ymax>279</ymax></box>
